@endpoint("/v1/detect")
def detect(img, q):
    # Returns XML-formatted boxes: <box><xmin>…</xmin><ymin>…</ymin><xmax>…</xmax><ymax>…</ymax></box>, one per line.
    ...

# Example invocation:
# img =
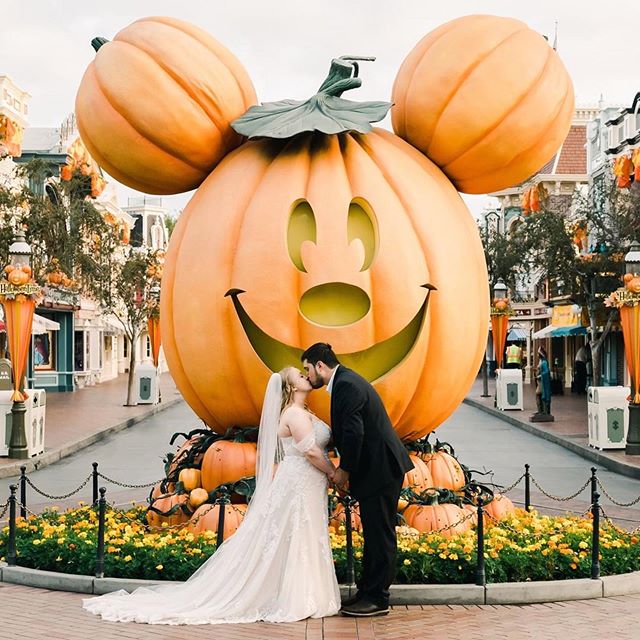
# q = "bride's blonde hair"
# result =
<box><xmin>279</xmin><ymin>367</ymin><xmax>298</xmax><ymax>413</ymax></box>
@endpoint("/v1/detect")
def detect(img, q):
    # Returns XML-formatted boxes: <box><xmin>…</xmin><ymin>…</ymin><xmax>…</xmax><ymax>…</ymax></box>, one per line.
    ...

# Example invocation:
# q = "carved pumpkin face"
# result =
<box><xmin>161</xmin><ymin>130</ymin><xmax>489</xmax><ymax>440</ymax></box>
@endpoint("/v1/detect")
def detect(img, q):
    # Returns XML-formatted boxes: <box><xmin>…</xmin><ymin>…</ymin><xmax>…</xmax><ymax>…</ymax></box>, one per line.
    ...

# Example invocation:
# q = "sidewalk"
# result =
<box><xmin>465</xmin><ymin>376</ymin><xmax>640</xmax><ymax>480</ymax></box>
<box><xmin>0</xmin><ymin>372</ymin><xmax>182</xmax><ymax>479</ymax></box>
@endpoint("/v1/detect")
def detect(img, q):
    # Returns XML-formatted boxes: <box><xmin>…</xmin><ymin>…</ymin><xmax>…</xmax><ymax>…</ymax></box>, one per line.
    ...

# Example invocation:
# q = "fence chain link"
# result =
<box><xmin>529</xmin><ymin>475</ymin><xmax>590</xmax><ymax>502</ymax></box>
<box><xmin>24</xmin><ymin>474</ymin><xmax>93</xmax><ymax>501</ymax></box>
<box><xmin>596</xmin><ymin>479</ymin><xmax>640</xmax><ymax>508</ymax></box>
<box><xmin>0</xmin><ymin>499</ymin><xmax>9</xmax><ymax>522</ymax></box>
<box><xmin>97</xmin><ymin>473</ymin><xmax>163</xmax><ymax>490</ymax></box>
<box><xmin>498</xmin><ymin>473</ymin><xmax>525</xmax><ymax>495</ymax></box>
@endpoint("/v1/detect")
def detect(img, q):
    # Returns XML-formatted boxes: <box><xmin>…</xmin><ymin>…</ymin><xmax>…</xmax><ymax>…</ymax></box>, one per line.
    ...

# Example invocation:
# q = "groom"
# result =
<box><xmin>302</xmin><ymin>343</ymin><xmax>414</xmax><ymax>617</ymax></box>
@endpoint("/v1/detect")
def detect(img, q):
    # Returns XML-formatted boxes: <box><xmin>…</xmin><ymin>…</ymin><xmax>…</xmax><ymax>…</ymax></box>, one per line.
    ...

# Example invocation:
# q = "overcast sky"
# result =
<box><xmin>2</xmin><ymin>1</ymin><xmax>638</xmax><ymax>217</ymax></box>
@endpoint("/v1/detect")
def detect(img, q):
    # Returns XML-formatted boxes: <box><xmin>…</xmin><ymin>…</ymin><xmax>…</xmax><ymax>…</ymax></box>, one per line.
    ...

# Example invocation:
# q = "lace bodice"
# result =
<box><xmin>281</xmin><ymin>417</ymin><xmax>331</xmax><ymax>458</ymax></box>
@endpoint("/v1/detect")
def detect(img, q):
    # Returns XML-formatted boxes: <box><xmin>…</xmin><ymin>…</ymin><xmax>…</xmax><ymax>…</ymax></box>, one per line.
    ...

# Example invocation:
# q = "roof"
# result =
<box><xmin>21</xmin><ymin>127</ymin><xmax>64</xmax><ymax>154</ymax></box>
<box><xmin>531</xmin><ymin>124</ymin><xmax>587</xmax><ymax>177</ymax></box>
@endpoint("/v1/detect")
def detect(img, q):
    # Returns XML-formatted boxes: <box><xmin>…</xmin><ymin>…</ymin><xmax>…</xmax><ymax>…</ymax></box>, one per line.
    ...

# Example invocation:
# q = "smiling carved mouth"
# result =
<box><xmin>225</xmin><ymin>284</ymin><xmax>436</xmax><ymax>382</ymax></box>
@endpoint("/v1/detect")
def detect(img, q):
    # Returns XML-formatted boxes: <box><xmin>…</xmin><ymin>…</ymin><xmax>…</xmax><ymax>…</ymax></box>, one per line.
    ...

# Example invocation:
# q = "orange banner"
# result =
<box><xmin>491</xmin><ymin>314</ymin><xmax>509</xmax><ymax>369</ymax></box>
<box><xmin>147</xmin><ymin>316</ymin><xmax>161</xmax><ymax>368</ymax></box>
<box><xmin>620</xmin><ymin>304</ymin><xmax>640</xmax><ymax>403</ymax></box>
<box><xmin>2</xmin><ymin>298</ymin><xmax>36</xmax><ymax>401</ymax></box>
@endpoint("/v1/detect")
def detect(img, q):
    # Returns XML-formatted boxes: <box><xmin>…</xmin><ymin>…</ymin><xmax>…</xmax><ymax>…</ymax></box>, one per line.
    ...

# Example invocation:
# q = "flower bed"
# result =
<box><xmin>1</xmin><ymin>505</ymin><xmax>639</xmax><ymax>584</ymax></box>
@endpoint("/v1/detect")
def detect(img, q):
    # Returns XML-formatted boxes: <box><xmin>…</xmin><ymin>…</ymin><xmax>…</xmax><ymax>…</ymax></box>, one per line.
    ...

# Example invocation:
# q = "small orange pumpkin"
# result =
<box><xmin>626</xmin><ymin>276</ymin><xmax>640</xmax><ymax>294</ymax></box>
<box><xmin>187</xmin><ymin>503</ymin><xmax>247</xmax><ymax>537</ymax></box>
<box><xmin>188</xmin><ymin>488</ymin><xmax>209</xmax><ymax>510</ymax></box>
<box><xmin>75</xmin><ymin>16</ymin><xmax>257</xmax><ymax>195</ymax></box>
<box><xmin>402</xmin><ymin>454</ymin><xmax>433</xmax><ymax>494</ymax></box>
<box><xmin>484</xmin><ymin>493</ymin><xmax>516</xmax><ymax>523</ymax></box>
<box><xmin>146</xmin><ymin>492</ymin><xmax>189</xmax><ymax>527</ymax></box>
<box><xmin>403</xmin><ymin>502</ymin><xmax>472</xmax><ymax>539</ymax></box>
<box><xmin>47</xmin><ymin>271</ymin><xmax>63</xmax><ymax>285</ymax></box>
<box><xmin>200</xmin><ymin>440</ymin><xmax>257</xmax><ymax>492</ymax></box>
<box><xmin>8</xmin><ymin>269</ymin><xmax>28</xmax><ymax>286</ymax></box>
<box><xmin>330</xmin><ymin>502</ymin><xmax>362</xmax><ymax>532</ymax></box>
<box><xmin>392</xmin><ymin>15</ymin><xmax>574</xmax><ymax>194</ymax></box>
<box><xmin>421</xmin><ymin>450</ymin><xmax>465</xmax><ymax>491</ymax></box>
<box><xmin>178</xmin><ymin>467</ymin><xmax>201</xmax><ymax>491</ymax></box>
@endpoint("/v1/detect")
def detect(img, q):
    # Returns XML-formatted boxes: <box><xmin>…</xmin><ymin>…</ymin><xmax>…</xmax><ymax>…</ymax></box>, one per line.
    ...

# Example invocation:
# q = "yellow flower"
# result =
<box><xmin>156</xmin><ymin>564</ymin><xmax>163</xmax><ymax>571</ymax></box>
<box><xmin>32</xmin><ymin>539</ymin><xmax>41</xmax><ymax>546</ymax></box>
<box><xmin>403</xmin><ymin>559</ymin><xmax>411</xmax><ymax>566</ymax></box>
<box><xmin>124</xmin><ymin>555</ymin><xmax>132</xmax><ymax>562</ymax></box>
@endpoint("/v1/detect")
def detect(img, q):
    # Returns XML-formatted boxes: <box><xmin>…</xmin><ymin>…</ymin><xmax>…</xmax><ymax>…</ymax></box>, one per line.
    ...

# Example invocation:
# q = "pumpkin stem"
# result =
<box><xmin>231</xmin><ymin>55</ymin><xmax>392</xmax><ymax>139</ymax></box>
<box><xmin>91</xmin><ymin>37</ymin><xmax>109</xmax><ymax>52</ymax></box>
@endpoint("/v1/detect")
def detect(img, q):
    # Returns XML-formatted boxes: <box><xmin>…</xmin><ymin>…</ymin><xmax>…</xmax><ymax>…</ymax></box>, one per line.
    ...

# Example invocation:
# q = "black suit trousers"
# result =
<box><xmin>356</xmin><ymin>475</ymin><xmax>403</xmax><ymax>607</ymax></box>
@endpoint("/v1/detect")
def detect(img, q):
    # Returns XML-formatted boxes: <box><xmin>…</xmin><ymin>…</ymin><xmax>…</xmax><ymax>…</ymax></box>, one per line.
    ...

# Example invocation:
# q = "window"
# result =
<box><xmin>146</xmin><ymin>336</ymin><xmax>151</xmax><ymax>358</ymax></box>
<box><xmin>74</xmin><ymin>331</ymin><xmax>84</xmax><ymax>371</ymax></box>
<box><xmin>123</xmin><ymin>337</ymin><xmax>129</xmax><ymax>359</ymax></box>
<box><xmin>34</xmin><ymin>331</ymin><xmax>55</xmax><ymax>371</ymax></box>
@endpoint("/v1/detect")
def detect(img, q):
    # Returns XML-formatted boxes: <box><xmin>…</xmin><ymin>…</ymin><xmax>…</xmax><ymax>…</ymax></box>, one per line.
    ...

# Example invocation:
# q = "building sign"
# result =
<box><xmin>551</xmin><ymin>304</ymin><xmax>582</xmax><ymax>327</ymax></box>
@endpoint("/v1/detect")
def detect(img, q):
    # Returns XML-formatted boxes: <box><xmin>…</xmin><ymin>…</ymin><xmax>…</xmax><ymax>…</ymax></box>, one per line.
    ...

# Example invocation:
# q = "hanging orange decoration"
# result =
<box><xmin>147</xmin><ymin>315</ymin><xmax>161</xmax><ymax>368</ymax></box>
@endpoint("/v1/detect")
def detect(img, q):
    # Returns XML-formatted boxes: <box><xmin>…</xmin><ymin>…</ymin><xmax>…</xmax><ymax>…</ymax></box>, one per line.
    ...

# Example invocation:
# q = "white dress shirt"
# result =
<box><xmin>326</xmin><ymin>365</ymin><xmax>339</xmax><ymax>395</ymax></box>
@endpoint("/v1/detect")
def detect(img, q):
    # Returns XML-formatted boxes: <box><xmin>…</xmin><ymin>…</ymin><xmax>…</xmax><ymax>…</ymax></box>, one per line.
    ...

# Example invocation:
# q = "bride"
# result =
<box><xmin>83</xmin><ymin>367</ymin><xmax>341</xmax><ymax>624</ymax></box>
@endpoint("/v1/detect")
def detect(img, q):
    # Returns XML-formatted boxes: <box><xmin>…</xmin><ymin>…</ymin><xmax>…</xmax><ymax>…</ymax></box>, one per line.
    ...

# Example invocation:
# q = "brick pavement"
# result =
<box><xmin>0</xmin><ymin>582</ymin><xmax>637</xmax><ymax>640</ymax></box>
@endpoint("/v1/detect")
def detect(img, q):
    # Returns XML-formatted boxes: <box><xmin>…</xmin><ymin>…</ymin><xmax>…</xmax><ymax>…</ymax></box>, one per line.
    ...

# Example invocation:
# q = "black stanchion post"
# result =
<box><xmin>591</xmin><ymin>491</ymin><xmax>601</xmax><ymax>579</ymax></box>
<box><xmin>19</xmin><ymin>466</ymin><xmax>27</xmax><ymax>519</ymax></box>
<box><xmin>216</xmin><ymin>486</ymin><xmax>229</xmax><ymax>550</ymax></box>
<box><xmin>475</xmin><ymin>499</ymin><xmax>486</xmax><ymax>586</ymax></box>
<box><xmin>7</xmin><ymin>485</ymin><xmax>17</xmax><ymax>567</ymax></box>
<box><xmin>95</xmin><ymin>487</ymin><xmax>106</xmax><ymax>579</ymax></box>
<box><xmin>590</xmin><ymin>467</ymin><xmax>598</xmax><ymax>505</ymax></box>
<box><xmin>345</xmin><ymin>497</ymin><xmax>356</xmax><ymax>586</ymax></box>
<box><xmin>92</xmin><ymin>462</ymin><xmax>99</xmax><ymax>505</ymax></box>
<box><xmin>524</xmin><ymin>464</ymin><xmax>531</xmax><ymax>512</ymax></box>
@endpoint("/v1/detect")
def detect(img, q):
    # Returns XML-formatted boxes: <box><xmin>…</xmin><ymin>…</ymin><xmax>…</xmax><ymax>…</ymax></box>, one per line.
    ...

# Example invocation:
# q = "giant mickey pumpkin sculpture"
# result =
<box><xmin>76</xmin><ymin>15</ymin><xmax>573</xmax><ymax>440</ymax></box>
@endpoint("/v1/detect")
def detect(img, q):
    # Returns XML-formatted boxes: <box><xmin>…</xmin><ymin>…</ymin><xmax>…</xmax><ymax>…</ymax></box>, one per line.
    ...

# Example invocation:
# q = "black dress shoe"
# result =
<box><xmin>340</xmin><ymin>600</ymin><xmax>389</xmax><ymax>617</ymax></box>
<box><xmin>340</xmin><ymin>593</ymin><xmax>361</xmax><ymax>608</ymax></box>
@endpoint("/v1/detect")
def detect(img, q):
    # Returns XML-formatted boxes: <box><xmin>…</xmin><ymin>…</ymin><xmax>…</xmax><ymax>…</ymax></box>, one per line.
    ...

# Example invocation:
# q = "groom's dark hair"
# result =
<box><xmin>301</xmin><ymin>342</ymin><xmax>340</xmax><ymax>368</ymax></box>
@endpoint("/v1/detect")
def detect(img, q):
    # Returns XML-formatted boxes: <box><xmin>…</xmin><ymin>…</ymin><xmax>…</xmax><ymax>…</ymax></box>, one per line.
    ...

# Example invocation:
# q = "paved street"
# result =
<box><xmin>3</xmin><ymin>399</ymin><xmax>640</xmax><ymax>525</ymax></box>
<box><xmin>0</xmin><ymin>582</ymin><xmax>638</xmax><ymax>640</ymax></box>
<box><xmin>3</xmin><ymin>398</ymin><xmax>640</xmax><ymax>640</ymax></box>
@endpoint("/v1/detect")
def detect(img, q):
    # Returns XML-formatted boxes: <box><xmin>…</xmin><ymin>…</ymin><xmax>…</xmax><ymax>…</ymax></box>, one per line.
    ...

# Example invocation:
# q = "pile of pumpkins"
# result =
<box><xmin>147</xmin><ymin>429</ymin><xmax>515</xmax><ymax>541</ymax></box>
<box><xmin>45</xmin><ymin>258</ymin><xmax>76</xmax><ymax>289</ymax></box>
<box><xmin>147</xmin><ymin>427</ymin><xmax>257</xmax><ymax>539</ymax></box>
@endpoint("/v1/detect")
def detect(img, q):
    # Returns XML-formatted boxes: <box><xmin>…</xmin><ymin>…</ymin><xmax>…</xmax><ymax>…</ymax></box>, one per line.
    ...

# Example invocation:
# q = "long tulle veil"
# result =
<box><xmin>250</xmin><ymin>372</ymin><xmax>284</xmax><ymax>509</ymax></box>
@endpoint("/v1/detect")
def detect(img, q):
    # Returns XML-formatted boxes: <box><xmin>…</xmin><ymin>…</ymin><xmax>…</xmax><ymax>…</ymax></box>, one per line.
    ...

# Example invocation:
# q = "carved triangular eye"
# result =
<box><xmin>287</xmin><ymin>199</ymin><xmax>316</xmax><ymax>272</ymax></box>
<box><xmin>348</xmin><ymin>198</ymin><xmax>378</xmax><ymax>271</ymax></box>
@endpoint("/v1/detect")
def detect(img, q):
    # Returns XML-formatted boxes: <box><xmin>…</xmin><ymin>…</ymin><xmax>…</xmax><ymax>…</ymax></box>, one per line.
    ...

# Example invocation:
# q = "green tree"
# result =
<box><xmin>97</xmin><ymin>247</ymin><xmax>163</xmax><ymax>406</ymax></box>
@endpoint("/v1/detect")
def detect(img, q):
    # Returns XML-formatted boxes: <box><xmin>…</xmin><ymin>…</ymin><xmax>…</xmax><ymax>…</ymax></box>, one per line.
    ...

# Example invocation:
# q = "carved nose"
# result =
<box><xmin>299</xmin><ymin>283</ymin><xmax>371</xmax><ymax>326</ymax></box>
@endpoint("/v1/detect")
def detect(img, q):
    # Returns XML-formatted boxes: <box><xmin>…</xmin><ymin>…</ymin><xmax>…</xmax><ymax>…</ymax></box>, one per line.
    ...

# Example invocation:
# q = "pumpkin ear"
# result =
<box><xmin>75</xmin><ymin>17</ymin><xmax>257</xmax><ymax>195</ymax></box>
<box><xmin>391</xmin><ymin>14</ymin><xmax>574</xmax><ymax>195</ymax></box>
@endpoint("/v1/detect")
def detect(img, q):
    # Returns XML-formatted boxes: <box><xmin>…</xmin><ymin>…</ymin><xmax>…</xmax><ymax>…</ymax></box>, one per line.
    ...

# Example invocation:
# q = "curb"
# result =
<box><xmin>463</xmin><ymin>397</ymin><xmax>640</xmax><ymax>481</ymax></box>
<box><xmin>2</xmin><ymin>564</ymin><xmax>639</xmax><ymax>605</ymax></box>
<box><xmin>0</xmin><ymin>397</ymin><xmax>183</xmax><ymax>480</ymax></box>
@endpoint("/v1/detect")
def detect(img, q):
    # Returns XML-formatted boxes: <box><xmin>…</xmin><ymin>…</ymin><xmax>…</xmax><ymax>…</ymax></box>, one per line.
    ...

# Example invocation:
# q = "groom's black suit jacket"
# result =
<box><xmin>330</xmin><ymin>366</ymin><xmax>414</xmax><ymax>500</ymax></box>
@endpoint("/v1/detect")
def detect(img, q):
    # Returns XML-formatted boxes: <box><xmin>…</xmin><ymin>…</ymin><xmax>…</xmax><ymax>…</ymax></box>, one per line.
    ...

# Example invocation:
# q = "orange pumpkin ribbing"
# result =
<box><xmin>200</xmin><ymin>440</ymin><xmax>257</xmax><ymax>492</ymax></box>
<box><xmin>75</xmin><ymin>16</ymin><xmax>257</xmax><ymax>195</ymax></box>
<box><xmin>161</xmin><ymin>129</ymin><xmax>489</xmax><ymax>439</ymax></box>
<box><xmin>392</xmin><ymin>14</ymin><xmax>574</xmax><ymax>194</ymax></box>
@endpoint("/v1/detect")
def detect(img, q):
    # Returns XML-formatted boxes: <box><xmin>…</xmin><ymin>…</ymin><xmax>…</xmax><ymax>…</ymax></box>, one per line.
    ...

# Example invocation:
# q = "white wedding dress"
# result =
<box><xmin>82</xmin><ymin>417</ymin><xmax>340</xmax><ymax>625</ymax></box>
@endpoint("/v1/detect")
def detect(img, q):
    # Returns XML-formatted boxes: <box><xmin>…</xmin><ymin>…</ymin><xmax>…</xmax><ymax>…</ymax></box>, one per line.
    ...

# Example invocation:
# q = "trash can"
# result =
<box><xmin>587</xmin><ymin>386</ymin><xmax>629</xmax><ymax>449</ymax></box>
<box><xmin>134</xmin><ymin>363</ymin><xmax>159</xmax><ymax>405</ymax></box>
<box><xmin>495</xmin><ymin>368</ymin><xmax>523</xmax><ymax>411</ymax></box>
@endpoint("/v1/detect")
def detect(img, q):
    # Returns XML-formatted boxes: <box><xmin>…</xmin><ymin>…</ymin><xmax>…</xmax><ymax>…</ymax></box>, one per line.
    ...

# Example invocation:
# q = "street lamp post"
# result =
<box><xmin>481</xmin><ymin>210</ymin><xmax>502</xmax><ymax>397</ymax></box>
<box><xmin>623</xmin><ymin>241</ymin><xmax>640</xmax><ymax>455</ymax></box>
<box><xmin>7</xmin><ymin>233</ymin><xmax>32</xmax><ymax>459</ymax></box>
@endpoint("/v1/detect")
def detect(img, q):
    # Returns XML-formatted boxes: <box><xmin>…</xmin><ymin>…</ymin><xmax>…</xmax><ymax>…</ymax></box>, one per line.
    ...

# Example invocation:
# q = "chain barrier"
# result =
<box><xmin>498</xmin><ymin>473</ymin><xmax>525</xmax><ymax>495</ymax></box>
<box><xmin>529</xmin><ymin>475</ymin><xmax>590</xmax><ymax>502</ymax></box>
<box><xmin>0</xmin><ymin>499</ymin><xmax>9</xmax><ymax>523</ymax></box>
<box><xmin>97</xmin><ymin>473</ymin><xmax>163</xmax><ymax>490</ymax></box>
<box><xmin>599</xmin><ymin>506</ymin><xmax>640</xmax><ymax>536</ymax></box>
<box><xmin>104</xmin><ymin>500</ymin><xmax>247</xmax><ymax>533</ymax></box>
<box><xmin>596</xmin><ymin>479</ymin><xmax>640</xmax><ymax>508</ymax></box>
<box><xmin>24</xmin><ymin>474</ymin><xmax>93</xmax><ymax>501</ymax></box>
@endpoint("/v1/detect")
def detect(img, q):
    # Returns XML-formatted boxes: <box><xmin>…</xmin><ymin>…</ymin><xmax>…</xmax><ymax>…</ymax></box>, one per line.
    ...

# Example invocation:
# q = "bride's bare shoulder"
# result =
<box><xmin>281</xmin><ymin>406</ymin><xmax>312</xmax><ymax>424</ymax></box>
